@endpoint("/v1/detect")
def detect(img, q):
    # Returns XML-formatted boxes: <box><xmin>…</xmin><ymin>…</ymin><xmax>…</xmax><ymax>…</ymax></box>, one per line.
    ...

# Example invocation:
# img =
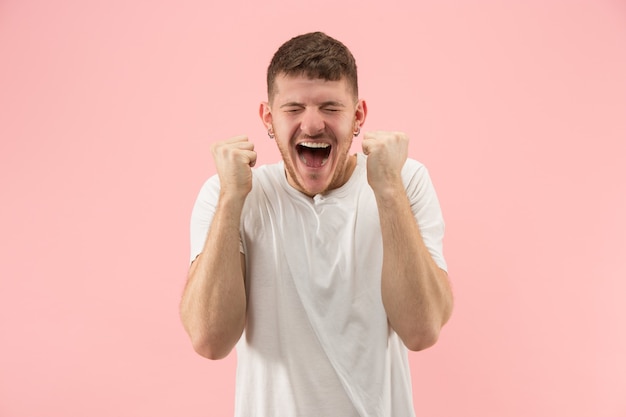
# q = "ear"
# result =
<box><xmin>355</xmin><ymin>99</ymin><xmax>367</xmax><ymax>130</ymax></box>
<box><xmin>259</xmin><ymin>102</ymin><xmax>273</xmax><ymax>130</ymax></box>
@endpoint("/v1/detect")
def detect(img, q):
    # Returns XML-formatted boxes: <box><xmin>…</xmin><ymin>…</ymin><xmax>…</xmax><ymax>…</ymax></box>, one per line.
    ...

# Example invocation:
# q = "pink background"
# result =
<box><xmin>1</xmin><ymin>0</ymin><xmax>625</xmax><ymax>416</ymax></box>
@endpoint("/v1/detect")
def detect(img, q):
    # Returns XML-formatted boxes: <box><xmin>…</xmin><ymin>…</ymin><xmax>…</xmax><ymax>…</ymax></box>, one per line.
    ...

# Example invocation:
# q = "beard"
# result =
<box><xmin>275</xmin><ymin>133</ymin><xmax>355</xmax><ymax>197</ymax></box>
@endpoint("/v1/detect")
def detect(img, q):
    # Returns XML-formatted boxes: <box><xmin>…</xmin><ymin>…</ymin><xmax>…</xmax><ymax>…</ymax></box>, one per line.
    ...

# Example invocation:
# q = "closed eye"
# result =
<box><xmin>320</xmin><ymin>101</ymin><xmax>345</xmax><ymax>113</ymax></box>
<box><xmin>280</xmin><ymin>102</ymin><xmax>305</xmax><ymax>113</ymax></box>
<box><xmin>283</xmin><ymin>107</ymin><xmax>303</xmax><ymax>114</ymax></box>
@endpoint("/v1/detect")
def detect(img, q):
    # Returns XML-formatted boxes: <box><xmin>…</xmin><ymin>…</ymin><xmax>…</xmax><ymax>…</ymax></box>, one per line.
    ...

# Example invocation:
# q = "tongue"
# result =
<box><xmin>300</xmin><ymin>148</ymin><xmax>327</xmax><ymax>168</ymax></box>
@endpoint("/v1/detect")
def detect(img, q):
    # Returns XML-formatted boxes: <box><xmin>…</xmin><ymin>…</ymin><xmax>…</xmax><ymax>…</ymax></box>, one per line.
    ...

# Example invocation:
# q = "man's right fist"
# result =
<box><xmin>210</xmin><ymin>135</ymin><xmax>257</xmax><ymax>199</ymax></box>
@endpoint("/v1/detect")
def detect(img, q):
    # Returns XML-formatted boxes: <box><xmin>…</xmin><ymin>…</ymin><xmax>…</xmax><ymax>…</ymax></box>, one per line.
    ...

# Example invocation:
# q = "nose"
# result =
<box><xmin>300</xmin><ymin>108</ymin><xmax>325</xmax><ymax>137</ymax></box>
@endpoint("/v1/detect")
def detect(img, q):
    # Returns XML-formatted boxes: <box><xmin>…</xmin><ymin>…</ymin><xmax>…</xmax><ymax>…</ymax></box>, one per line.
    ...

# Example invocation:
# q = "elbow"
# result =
<box><xmin>190</xmin><ymin>334</ymin><xmax>235</xmax><ymax>360</ymax></box>
<box><xmin>181</xmin><ymin>316</ymin><xmax>239</xmax><ymax>360</ymax></box>
<box><xmin>403</xmin><ymin>327</ymin><xmax>441</xmax><ymax>352</ymax></box>
<box><xmin>403</xmin><ymin>308</ymin><xmax>452</xmax><ymax>352</ymax></box>
<box><xmin>180</xmin><ymin>306</ymin><xmax>244</xmax><ymax>360</ymax></box>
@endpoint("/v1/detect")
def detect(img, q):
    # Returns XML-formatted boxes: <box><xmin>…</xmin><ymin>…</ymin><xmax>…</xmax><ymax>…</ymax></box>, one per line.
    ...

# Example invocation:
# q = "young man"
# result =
<box><xmin>180</xmin><ymin>32</ymin><xmax>453</xmax><ymax>416</ymax></box>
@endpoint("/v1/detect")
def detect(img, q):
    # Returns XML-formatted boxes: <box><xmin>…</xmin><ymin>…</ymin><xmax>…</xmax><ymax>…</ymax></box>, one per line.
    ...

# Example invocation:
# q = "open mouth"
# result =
<box><xmin>297</xmin><ymin>142</ymin><xmax>331</xmax><ymax>168</ymax></box>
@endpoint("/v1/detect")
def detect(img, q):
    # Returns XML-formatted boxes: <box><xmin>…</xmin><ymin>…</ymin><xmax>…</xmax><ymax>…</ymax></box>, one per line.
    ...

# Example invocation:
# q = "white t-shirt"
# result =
<box><xmin>190</xmin><ymin>153</ymin><xmax>447</xmax><ymax>417</ymax></box>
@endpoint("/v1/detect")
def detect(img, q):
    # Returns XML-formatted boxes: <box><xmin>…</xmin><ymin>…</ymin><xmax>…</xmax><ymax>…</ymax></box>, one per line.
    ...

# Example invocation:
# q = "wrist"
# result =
<box><xmin>217</xmin><ymin>189</ymin><xmax>248</xmax><ymax>213</ymax></box>
<box><xmin>371</xmin><ymin>180</ymin><xmax>405</xmax><ymax>204</ymax></box>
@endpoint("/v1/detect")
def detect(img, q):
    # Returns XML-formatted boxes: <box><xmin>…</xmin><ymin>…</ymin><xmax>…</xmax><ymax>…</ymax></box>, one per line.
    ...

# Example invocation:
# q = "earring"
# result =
<box><xmin>267</xmin><ymin>128</ymin><xmax>275</xmax><ymax>139</ymax></box>
<box><xmin>353</xmin><ymin>126</ymin><xmax>361</xmax><ymax>137</ymax></box>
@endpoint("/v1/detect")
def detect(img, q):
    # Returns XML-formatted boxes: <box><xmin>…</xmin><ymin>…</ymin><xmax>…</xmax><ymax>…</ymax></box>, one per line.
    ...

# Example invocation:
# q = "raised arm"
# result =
<box><xmin>362</xmin><ymin>131</ymin><xmax>453</xmax><ymax>351</ymax></box>
<box><xmin>180</xmin><ymin>135</ymin><xmax>256</xmax><ymax>360</ymax></box>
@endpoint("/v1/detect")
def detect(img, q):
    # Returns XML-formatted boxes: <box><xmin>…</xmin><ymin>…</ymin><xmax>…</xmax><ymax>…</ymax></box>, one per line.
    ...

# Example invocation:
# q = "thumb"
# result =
<box><xmin>361</xmin><ymin>138</ymin><xmax>371</xmax><ymax>155</ymax></box>
<box><xmin>361</xmin><ymin>139</ymin><xmax>374</xmax><ymax>155</ymax></box>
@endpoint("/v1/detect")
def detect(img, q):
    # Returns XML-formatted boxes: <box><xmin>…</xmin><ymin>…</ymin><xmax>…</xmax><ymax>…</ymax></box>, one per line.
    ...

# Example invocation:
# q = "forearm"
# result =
<box><xmin>180</xmin><ymin>194</ymin><xmax>247</xmax><ymax>359</ymax></box>
<box><xmin>376</xmin><ymin>185</ymin><xmax>453</xmax><ymax>351</ymax></box>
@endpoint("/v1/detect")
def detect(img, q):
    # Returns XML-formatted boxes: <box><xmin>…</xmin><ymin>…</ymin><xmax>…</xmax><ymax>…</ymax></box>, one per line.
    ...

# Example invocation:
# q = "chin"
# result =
<box><xmin>297</xmin><ymin>178</ymin><xmax>330</xmax><ymax>197</ymax></box>
<box><xmin>283</xmin><ymin>149</ymin><xmax>346</xmax><ymax>196</ymax></box>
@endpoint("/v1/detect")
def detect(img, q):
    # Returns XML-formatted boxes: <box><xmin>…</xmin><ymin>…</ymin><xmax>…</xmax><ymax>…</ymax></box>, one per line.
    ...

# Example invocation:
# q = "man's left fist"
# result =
<box><xmin>361</xmin><ymin>131</ymin><xmax>409</xmax><ymax>194</ymax></box>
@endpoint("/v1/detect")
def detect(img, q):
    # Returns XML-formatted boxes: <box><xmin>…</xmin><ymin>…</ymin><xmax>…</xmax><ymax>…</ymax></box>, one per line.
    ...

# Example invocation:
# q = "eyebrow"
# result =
<box><xmin>279</xmin><ymin>101</ymin><xmax>346</xmax><ymax>108</ymax></box>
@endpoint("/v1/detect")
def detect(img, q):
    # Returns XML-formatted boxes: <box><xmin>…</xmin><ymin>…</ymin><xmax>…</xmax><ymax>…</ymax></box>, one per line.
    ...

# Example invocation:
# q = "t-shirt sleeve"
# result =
<box><xmin>189</xmin><ymin>175</ymin><xmax>249</xmax><ymax>264</ymax></box>
<box><xmin>189</xmin><ymin>175</ymin><xmax>221</xmax><ymax>264</ymax></box>
<box><xmin>403</xmin><ymin>160</ymin><xmax>448</xmax><ymax>272</ymax></box>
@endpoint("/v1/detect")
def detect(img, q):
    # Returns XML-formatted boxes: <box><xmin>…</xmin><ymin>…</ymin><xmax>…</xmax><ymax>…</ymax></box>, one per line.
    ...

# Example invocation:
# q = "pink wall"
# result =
<box><xmin>1</xmin><ymin>1</ymin><xmax>625</xmax><ymax>416</ymax></box>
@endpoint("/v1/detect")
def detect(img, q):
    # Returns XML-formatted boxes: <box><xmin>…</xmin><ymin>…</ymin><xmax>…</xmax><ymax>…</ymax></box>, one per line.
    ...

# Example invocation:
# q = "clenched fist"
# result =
<box><xmin>211</xmin><ymin>135</ymin><xmax>257</xmax><ymax>200</ymax></box>
<box><xmin>362</xmin><ymin>131</ymin><xmax>409</xmax><ymax>196</ymax></box>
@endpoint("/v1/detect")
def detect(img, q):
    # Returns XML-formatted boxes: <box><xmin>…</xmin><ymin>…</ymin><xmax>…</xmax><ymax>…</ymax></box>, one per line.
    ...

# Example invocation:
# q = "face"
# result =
<box><xmin>260</xmin><ymin>74</ymin><xmax>367</xmax><ymax>197</ymax></box>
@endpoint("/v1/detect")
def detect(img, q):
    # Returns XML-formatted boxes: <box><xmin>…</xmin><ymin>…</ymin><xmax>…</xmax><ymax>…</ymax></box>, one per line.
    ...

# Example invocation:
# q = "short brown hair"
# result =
<box><xmin>266</xmin><ymin>32</ymin><xmax>358</xmax><ymax>102</ymax></box>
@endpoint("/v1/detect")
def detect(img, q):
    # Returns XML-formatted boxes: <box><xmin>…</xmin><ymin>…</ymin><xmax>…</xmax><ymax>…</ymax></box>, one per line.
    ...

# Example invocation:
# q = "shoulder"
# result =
<box><xmin>250</xmin><ymin>161</ymin><xmax>285</xmax><ymax>195</ymax></box>
<box><xmin>252</xmin><ymin>161</ymin><xmax>284</xmax><ymax>182</ymax></box>
<box><xmin>241</xmin><ymin>161</ymin><xmax>288</xmax><ymax>209</ymax></box>
<box><xmin>194</xmin><ymin>174</ymin><xmax>221</xmax><ymax>208</ymax></box>
<box><xmin>402</xmin><ymin>157</ymin><xmax>426</xmax><ymax>177</ymax></box>
<box><xmin>400</xmin><ymin>158</ymin><xmax>441</xmax><ymax>205</ymax></box>
<box><xmin>401</xmin><ymin>157</ymin><xmax>430</xmax><ymax>189</ymax></box>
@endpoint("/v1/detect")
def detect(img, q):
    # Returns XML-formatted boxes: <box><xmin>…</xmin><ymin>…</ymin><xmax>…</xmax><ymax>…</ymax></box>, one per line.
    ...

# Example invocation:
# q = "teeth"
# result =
<box><xmin>299</xmin><ymin>142</ymin><xmax>330</xmax><ymax>149</ymax></box>
<box><xmin>298</xmin><ymin>142</ymin><xmax>330</xmax><ymax>167</ymax></box>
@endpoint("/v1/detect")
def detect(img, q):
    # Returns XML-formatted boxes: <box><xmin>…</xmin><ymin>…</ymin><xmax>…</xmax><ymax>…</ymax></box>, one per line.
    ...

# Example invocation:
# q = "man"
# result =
<box><xmin>180</xmin><ymin>32</ymin><xmax>453</xmax><ymax>416</ymax></box>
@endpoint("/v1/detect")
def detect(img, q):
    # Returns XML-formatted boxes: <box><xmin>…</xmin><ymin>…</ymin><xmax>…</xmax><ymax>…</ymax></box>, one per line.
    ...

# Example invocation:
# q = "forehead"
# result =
<box><xmin>272</xmin><ymin>74</ymin><xmax>354</xmax><ymax>104</ymax></box>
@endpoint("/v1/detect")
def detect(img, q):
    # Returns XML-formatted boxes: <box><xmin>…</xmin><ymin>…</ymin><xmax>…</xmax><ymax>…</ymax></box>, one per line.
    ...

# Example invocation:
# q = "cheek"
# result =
<box><xmin>273</xmin><ymin>119</ymin><xmax>297</xmax><ymax>139</ymax></box>
<box><xmin>333</xmin><ymin>120</ymin><xmax>356</xmax><ymax>141</ymax></box>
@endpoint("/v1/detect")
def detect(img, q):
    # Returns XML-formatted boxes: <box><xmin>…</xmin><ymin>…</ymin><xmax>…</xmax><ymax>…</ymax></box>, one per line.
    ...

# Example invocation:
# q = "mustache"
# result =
<box><xmin>295</xmin><ymin>131</ymin><xmax>332</xmax><ymax>141</ymax></box>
